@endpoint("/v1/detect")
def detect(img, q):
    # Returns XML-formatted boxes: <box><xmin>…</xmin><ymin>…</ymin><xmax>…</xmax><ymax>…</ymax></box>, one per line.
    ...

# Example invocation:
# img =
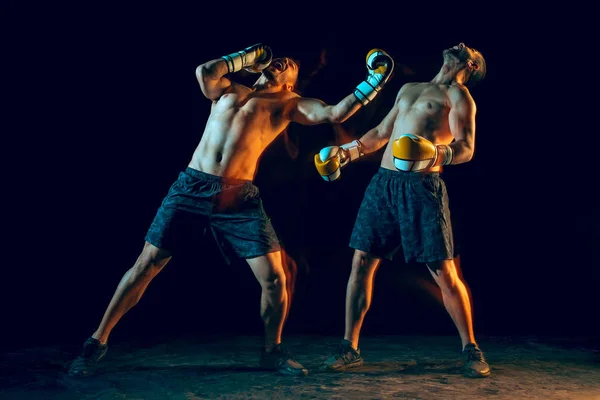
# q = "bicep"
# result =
<box><xmin>449</xmin><ymin>92</ymin><xmax>476</xmax><ymax>144</ymax></box>
<box><xmin>196</xmin><ymin>62</ymin><xmax>233</xmax><ymax>101</ymax></box>
<box><xmin>288</xmin><ymin>97</ymin><xmax>329</xmax><ymax>125</ymax></box>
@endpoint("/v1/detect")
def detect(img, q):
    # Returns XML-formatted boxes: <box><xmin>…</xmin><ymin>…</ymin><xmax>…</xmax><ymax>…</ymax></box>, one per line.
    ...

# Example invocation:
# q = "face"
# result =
<box><xmin>443</xmin><ymin>43</ymin><xmax>481</xmax><ymax>69</ymax></box>
<box><xmin>261</xmin><ymin>57</ymin><xmax>299</xmax><ymax>87</ymax></box>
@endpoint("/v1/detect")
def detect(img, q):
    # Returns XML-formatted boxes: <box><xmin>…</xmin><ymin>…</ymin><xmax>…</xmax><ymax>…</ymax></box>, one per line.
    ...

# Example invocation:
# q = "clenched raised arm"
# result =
<box><xmin>196</xmin><ymin>59</ymin><xmax>233</xmax><ymax>101</ymax></box>
<box><xmin>196</xmin><ymin>44</ymin><xmax>272</xmax><ymax>101</ymax></box>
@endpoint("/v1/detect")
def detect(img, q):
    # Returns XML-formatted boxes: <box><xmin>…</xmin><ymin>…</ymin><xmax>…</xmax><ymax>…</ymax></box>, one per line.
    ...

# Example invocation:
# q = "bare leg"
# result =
<box><xmin>68</xmin><ymin>242</ymin><xmax>172</xmax><ymax>377</ymax></box>
<box><xmin>248</xmin><ymin>251</ymin><xmax>307</xmax><ymax>375</ymax></box>
<box><xmin>247</xmin><ymin>251</ymin><xmax>288</xmax><ymax>349</ymax></box>
<box><xmin>426</xmin><ymin>258</ymin><xmax>475</xmax><ymax>348</ymax></box>
<box><xmin>92</xmin><ymin>242</ymin><xmax>172</xmax><ymax>344</ymax></box>
<box><xmin>344</xmin><ymin>250</ymin><xmax>382</xmax><ymax>350</ymax></box>
<box><xmin>280</xmin><ymin>249</ymin><xmax>298</xmax><ymax>321</ymax></box>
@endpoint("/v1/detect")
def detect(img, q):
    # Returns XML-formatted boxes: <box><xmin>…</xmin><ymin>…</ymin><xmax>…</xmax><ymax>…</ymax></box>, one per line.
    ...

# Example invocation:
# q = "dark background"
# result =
<box><xmin>3</xmin><ymin>4</ymin><xmax>597</xmax><ymax>350</ymax></box>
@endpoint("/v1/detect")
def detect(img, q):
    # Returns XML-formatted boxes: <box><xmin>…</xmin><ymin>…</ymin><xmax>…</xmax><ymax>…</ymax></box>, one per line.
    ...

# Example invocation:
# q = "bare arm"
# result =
<box><xmin>358</xmin><ymin>104</ymin><xmax>399</xmax><ymax>154</ymax></box>
<box><xmin>287</xmin><ymin>92</ymin><xmax>363</xmax><ymax>125</ymax></box>
<box><xmin>447</xmin><ymin>85</ymin><xmax>477</xmax><ymax>164</ymax></box>
<box><xmin>195</xmin><ymin>58</ymin><xmax>234</xmax><ymax>101</ymax></box>
<box><xmin>356</xmin><ymin>85</ymin><xmax>411</xmax><ymax>154</ymax></box>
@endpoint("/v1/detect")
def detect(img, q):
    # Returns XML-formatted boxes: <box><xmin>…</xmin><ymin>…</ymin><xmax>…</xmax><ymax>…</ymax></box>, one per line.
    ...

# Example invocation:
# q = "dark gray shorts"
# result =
<box><xmin>349</xmin><ymin>167</ymin><xmax>454</xmax><ymax>263</ymax></box>
<box><xmin>145</xmin><ymin>168</ymin><xmax>281</xmax><ymax>260</ymax></box>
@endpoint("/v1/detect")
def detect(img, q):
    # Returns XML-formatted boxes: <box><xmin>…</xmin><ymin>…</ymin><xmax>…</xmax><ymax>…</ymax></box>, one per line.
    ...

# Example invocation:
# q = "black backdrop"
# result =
<box><xmin>3</xmin><ymin>4</ymin><xmax>597</xmax><ymax>350</ymax></box>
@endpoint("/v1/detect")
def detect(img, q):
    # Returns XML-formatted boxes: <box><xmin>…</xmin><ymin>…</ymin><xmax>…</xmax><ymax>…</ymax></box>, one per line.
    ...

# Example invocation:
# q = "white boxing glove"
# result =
<box><xmin>354</xmin><ymin>49</ymin><xmax>394</xmax><ymax>106</ymax></box>
<box><xmin>222</xmin><ymin>43</ymin><xmax>273</xmax><ymax>74</ymax></box>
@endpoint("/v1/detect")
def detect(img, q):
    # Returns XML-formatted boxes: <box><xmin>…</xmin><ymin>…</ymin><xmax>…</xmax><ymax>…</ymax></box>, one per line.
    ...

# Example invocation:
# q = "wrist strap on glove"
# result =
<box><xmin>435</xmin><ymin>144</ymin><xmax>454</xmax><ymax>166</ymax></box>
<box><xmin>341</xmin><ymin>140</ymin><xmax>364</xmax><ymax>164</ymax></box>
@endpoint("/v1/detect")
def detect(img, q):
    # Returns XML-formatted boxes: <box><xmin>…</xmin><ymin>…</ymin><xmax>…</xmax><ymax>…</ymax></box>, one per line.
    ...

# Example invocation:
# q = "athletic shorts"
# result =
<box><xmin>349</xmin><ymin>167</ymin><xmax>454</xmax><ymax>263</ymax></box>
<box><xmin>145</xmin><ymin>167</ymin><xmax>281</xmax><ymax>260</ymax></box>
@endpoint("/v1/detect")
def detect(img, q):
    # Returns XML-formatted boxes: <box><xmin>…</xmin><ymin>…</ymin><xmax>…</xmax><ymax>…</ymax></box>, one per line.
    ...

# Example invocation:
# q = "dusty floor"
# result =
<box><xmin>2</xmin><ymin>335</ymin><xmax>599</xmax><ymax>399</ymax></box>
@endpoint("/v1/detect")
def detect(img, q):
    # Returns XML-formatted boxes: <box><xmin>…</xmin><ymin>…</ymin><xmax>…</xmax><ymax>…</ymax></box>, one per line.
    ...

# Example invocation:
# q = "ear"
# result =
<box><xmin>283</xmin><ymin>83</ymin><xmax>294</xmax><ymax>92</ymax></box>
<box><xmin>467</xmin><ymin>60</ymin><xmax>480</xmax><ymax>71</ymax></box>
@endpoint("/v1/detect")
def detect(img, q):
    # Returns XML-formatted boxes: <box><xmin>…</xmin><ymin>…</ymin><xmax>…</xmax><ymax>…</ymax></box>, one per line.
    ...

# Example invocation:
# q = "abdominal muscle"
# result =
<box><xmin>187</xmin><ymin>106</ymin><xmax>277</xmax><ymax>181</ymax></box>
<box><xmin>380</xmin><ymin>107</ymin><xmax>454</xmax><ymax>173</ymax></box>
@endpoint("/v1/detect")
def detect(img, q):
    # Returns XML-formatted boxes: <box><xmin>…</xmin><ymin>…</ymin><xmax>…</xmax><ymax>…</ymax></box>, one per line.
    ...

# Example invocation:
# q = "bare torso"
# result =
<box><xmin>381</xmin><ymin>82</ymin><xmax>457</xmax><ymax>172</ymax></box>
<box><xmin>189</xmin><ymin>85</ymin><xmax>298</xmax><ymax>181</ymax></box>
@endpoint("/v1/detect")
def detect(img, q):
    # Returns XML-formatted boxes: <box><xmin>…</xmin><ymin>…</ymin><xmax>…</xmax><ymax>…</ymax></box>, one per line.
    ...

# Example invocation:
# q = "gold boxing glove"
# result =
<box><xmin>314</xmin><ymin>140</ymin><xmax>364</xmax><ymax>181</ymax></box>
<box><xmin>392</xmin><ymin>134</ymin><xmax>453</xmax><ymax>172</ymax></box>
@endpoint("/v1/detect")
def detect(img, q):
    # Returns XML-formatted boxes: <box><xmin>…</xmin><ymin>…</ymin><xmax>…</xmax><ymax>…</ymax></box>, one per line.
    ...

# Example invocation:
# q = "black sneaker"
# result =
<box><xmin>462</xmin><ymin>343</ymin><xmax>491</xmax><ymax>378</ymax></box>
<box><xmin>320</xmin><ymin>339</ymin><xmax>364</xmax><ymax>371</ymax></box>
<box><xmin>68</xmin><ymin>337</ymin><xmax>108</xmax><ymax>377</ymax></box>
<box><xmin>259</xmin><ymin>344</ymin><xmax>308</xmax><ymax>376</ymax></box>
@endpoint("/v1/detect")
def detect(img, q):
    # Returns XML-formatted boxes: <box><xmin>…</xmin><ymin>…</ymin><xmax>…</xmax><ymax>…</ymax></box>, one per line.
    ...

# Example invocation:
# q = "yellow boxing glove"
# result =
<box><xmin>314</xmin><ymin>140</ymin><xmax>363</xmax><ymax>181</ymax></box>
<box><xmin>392</xmin><ymin>134</ymin><xmax>453</xmax><ymax>172</ymax></box>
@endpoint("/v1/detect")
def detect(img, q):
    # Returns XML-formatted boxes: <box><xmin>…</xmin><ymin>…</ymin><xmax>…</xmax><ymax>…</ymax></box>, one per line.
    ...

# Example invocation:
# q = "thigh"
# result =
<box><xmin>400</xmin><ymin>176</ymin><xmax>454</xmax><ymax>263</ymax></box>
<box><xmin>349</xmin><ymin>175</ymin><xmax>401</xmax><ymax>261</ymax></box>
<box><xmin>212</xmin><ymin>193</ymin><xmax>281</xmax><ymax>260</ymax></box>
<box><xmin>145</xmin><ymin>174</ymin><xmax>211</xmax><ymax>253</ymax></box>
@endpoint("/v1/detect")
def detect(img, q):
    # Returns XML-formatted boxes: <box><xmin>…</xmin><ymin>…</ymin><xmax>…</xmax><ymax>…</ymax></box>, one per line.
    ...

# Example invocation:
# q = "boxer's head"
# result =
<box><xmin>255</xmin><ymin>57</ymin><xmax>300</xmax><ymax>92</ymax></box>
<box><xmin>443</xmin><ymin>43</ymin><xmax>486</xmax><ymax>87</ymax></box>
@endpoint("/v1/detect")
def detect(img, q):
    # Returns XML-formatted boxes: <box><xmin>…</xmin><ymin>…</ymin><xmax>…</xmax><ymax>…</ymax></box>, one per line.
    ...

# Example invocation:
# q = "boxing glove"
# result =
<box><xmin>392</xmin><ymin>134</ymin><xmax>453</xmax><ymax>172</ymax></box>
<box><xmin>222</xmin><ymin>43</ymin><xmax>273</xmax><ymax>74</ymax></box>
<box><xmin>314</xmin><ymin>140</ymin><xmax>364</xmax><ymax>181</ymax></box>
<box><xmin>354</xmin><ymin>49</ymin><xmax>394</xmax><ymax>106</ymax></box>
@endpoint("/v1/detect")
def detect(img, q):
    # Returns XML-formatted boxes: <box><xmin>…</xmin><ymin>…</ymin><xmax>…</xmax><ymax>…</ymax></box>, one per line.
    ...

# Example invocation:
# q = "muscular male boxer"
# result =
<box><xmin>315</xmin><ymin>43</ymin><xmax>491</xmax><ymax>378</ymax></box>
<box><xmin>67</xmin><ymin>43</ymin><xmax>394</xmax><ymax>377</ymax></box>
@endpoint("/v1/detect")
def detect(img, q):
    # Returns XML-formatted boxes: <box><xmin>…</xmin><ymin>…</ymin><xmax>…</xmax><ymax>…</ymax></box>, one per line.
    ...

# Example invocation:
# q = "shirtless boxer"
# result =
<box><xmin>67</xmin><ymin>43</ymin><xmax>394</xmax><ymax>377</ymax></box>
<box><xmin>315</xmin><ymin>42</ymin><xmax>490</xmax><ymax>378</ymax></box>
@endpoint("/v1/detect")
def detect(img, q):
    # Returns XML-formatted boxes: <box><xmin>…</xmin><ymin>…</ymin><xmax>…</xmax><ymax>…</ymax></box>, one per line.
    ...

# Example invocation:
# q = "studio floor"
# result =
<box><xmin>2</xmin><ymin>334</ymin><xmax>599</xmax><ymax>399</ymax></box>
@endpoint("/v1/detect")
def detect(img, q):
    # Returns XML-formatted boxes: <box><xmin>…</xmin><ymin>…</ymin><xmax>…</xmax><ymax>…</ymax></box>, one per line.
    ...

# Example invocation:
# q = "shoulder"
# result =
<box><xmin>448</xmin><ymin>84</ymin><xmax>475</xmax><ymax>108</ymax></box>
<box><xmin>281</xmin><ymin>91</ymin><xmax>306</xmax><ymax>107</ymax></box>
<box><xmin>396</xmin><ymin>81</ymin><xmax>423</xmax><ymax>97</ymax></box>
<box><xmin>227</xmin><ymin>81</ymin><xmax>252</xmax><ymax>95</ymax></box>
<box><xmin>448</xmin><ymin>83</ymin><xmax>473</xmax><ymax>101</ymax></box>
<box><xmin>283</xmin><ymin>90</ymin><xmax>302</xmax><ymax>100</ymax></box>
<box><xmin>399</xmin><ymin>82</ymin><xmax>420</xmax><ymax>92</ymax></box>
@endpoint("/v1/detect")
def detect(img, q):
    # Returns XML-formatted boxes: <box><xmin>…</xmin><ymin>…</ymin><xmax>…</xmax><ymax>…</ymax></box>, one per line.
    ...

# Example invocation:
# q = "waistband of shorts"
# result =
<box><xmin>377</xmin><ymin>166</ymin><xmax>441</xmax><ymax>180</ymax></box>
<box><xmin>184</xmin><ymin>167</ymin><xmax>253</xmax><ymax>186</ymax></box>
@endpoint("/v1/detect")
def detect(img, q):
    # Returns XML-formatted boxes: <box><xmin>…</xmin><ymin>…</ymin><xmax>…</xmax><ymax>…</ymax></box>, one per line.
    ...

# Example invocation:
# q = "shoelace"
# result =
<box><xmin>271</xmin><ymin>346</ymin><xmax>294</xmax><ymax>367</ymax></box>
<box><xmin>82</xmin><ymin>339</ymin><xmax>104</xmax><ymax>358</ymax></box>
<box><xmin>337</xmin><ymin>344</ymin><xmax>357</xmax><ymax>363</ymax></box>
<box><xmin>465</xmin><ymin>347</ymin><xmax>486</xmax><ymax>363</ymax></box>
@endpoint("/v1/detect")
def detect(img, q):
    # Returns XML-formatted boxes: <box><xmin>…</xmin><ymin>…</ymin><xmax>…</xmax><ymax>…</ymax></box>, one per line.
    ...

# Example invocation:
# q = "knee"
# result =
<box><xmin>430</xmin><ymin>262</ymin><xmax>460</xmax><ymax>295</ymax></box>
<box><xmin>260</xmin><ymin>270</ymin><xmax>287</xmax><ymax>293</ymax></box>
<box><xmin>350</xmin><ymin>250</ymin><xmax>377</xmax><ymax>282</ymax></box>
<box><xmin>131</xmin><ymin>243</ymin><xmax>171</xmax><ymax>279</ymax></box>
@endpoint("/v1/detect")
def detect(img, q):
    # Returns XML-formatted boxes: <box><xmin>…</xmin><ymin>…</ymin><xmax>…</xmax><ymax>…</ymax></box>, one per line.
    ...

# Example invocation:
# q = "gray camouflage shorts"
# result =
<box><xmin>349</xmin><ymin>167</ymin><xmax>455</xmax><ymax>263</ymax></box>
<box><xmin>145</xmin><ymin>167</ymin><xmax>281</xmax><ymax>261</ymax></box>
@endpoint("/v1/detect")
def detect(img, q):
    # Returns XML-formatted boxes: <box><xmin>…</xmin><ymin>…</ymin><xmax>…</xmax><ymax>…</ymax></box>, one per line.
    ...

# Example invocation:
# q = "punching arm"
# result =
<box><xmin>289</xmin><ymin>49</ymin><xmax>394</xmax><ymax>125</ymax></box>
<box><xmin>288</xmin><ymin>92</ymin><xmax>363</xmax><ymax>125</ymax></box>
<box><xmin>354</xmin><ymin>49</ymin><xmax>394</xmax><ymax>106</ymax></box>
